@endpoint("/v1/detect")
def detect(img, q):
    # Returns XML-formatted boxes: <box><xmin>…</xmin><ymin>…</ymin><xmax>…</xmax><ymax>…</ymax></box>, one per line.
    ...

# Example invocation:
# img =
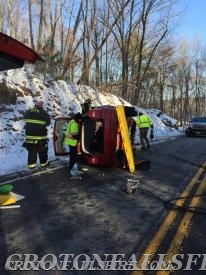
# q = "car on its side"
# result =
<box><xmin>185</xmin><ymin>116</ymin><xmax>206</xmax><ymax>137</ymax></box>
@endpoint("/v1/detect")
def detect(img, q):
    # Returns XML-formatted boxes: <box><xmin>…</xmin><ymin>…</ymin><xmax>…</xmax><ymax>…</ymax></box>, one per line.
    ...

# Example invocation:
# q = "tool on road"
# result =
<box><xmin>125</xmin><ymin>179</ymin><xmax>140</xmax><ymax>194</ymax></box>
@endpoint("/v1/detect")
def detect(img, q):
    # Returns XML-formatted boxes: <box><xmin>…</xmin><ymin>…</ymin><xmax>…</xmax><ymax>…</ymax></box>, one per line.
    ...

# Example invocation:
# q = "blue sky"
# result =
<box><xmin>178</xmin><ymin>0</ymin><xmax>206</xmax><ymax>42</ymax></box>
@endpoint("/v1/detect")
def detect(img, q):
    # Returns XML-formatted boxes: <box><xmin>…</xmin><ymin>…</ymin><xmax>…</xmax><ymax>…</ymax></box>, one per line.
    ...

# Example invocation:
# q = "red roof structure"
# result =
<box><xmin>0</xmin><ymin>32</ymin><xmax>43</xmax><ymax>71</ymax></box>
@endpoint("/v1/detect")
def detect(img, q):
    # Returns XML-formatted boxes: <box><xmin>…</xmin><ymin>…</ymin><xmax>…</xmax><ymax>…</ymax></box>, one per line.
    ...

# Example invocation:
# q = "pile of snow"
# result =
<box><xmin>148</xmin><ymin>109</ymin><xmax>177</xmax><ymax>127</ymax></box>
<box><xmin>133</xmin><ymin>107</ymin><xmax>181</xmax><ymax>144</ymax></box>
<box><xmin>0</xmin><ymin>66</ymin><xmax>181</xmax><ymax>176</ymax></box>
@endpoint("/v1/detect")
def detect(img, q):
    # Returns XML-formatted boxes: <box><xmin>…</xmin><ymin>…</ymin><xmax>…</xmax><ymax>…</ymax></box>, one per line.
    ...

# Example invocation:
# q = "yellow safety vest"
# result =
<box><xmin>136</xmin><ymin>115</ymin><xmax>153</xmax><ymax>129</ymax></box>
<box><xmin>64</xmin><ymin>119</ymin><xmax>79</xmax><ymax>146</ymax></box>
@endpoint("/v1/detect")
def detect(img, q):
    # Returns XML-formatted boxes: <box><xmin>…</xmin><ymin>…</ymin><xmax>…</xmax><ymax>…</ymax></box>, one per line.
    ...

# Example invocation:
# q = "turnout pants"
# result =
<box><xmin>26</xmin><ymin>140</ymin><xmax>48</xmax><ymax>168</ymax></box>
<box><xmin>139</xmin><ymin>128</ymin><xmax>150</xmax><ymax>148</ymax></box>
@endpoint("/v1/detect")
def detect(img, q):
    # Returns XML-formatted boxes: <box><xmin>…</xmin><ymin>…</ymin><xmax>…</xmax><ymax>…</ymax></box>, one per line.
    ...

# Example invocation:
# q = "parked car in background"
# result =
<box><xmin>185</xmin><ymin>116</ymin><xmax>206</xmax><ymax>137</ymax></box>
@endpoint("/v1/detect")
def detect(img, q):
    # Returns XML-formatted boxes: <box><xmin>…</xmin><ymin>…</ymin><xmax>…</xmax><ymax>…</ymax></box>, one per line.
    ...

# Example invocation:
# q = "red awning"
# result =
<box><xmin>0</xmin><ymin>32</ymin><xmax>43</xmax><ymax>71</ymax></box>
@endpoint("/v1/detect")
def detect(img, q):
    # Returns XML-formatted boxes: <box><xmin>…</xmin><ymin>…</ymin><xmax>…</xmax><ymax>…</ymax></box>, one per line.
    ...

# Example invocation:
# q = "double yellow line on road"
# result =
<box><xmin>132</xmin><ymin>160</ymin><xmax>206</xmax><ymax>275</ymax></box>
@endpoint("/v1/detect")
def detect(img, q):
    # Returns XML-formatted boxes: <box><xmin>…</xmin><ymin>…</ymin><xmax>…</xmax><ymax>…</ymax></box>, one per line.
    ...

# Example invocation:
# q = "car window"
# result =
<box><xmin>192</xmin><ymin>117</ymin><xmax>206</xmax><ymax>123</ymax></box>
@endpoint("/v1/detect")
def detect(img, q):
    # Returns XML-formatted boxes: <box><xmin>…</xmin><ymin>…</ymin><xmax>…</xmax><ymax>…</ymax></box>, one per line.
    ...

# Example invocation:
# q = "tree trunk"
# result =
<box><xmin>37</xmin><ymin>0</ymin><xmax>44</xmax><ymax>52</ymax></box>
<box><xmin>28</xmin><ymin>0</ymin><xmax>35</xmax><ymax>49</ymax></box>
<box><xmin>159</xmin><ymin>83</ymin><xmax>164</xmax><ymax>111</ymax></box>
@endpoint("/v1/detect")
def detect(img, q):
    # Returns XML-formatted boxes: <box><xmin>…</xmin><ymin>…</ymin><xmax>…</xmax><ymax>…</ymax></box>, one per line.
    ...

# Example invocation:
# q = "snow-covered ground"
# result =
<box><xmin>0</xmin><ymin>65</ymin><xmax>182</xmax><ymax>176</ymax></box>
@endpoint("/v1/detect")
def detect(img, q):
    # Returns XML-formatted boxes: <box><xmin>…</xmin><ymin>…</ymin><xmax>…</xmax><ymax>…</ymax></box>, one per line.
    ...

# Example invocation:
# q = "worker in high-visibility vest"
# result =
<box><xmin>64</xmin><ymin>113</ymin><xmax>82</xmax><ymax>176</ymax></box>
<box><xmin>24</xmin><ymin>100</ymin><xmax>50</xmax><ymax>169</ymax></box>
<box><xmin>136</xmin><ymin>112</ymin><xmax>153</xmax><ymax>149</ymax></box>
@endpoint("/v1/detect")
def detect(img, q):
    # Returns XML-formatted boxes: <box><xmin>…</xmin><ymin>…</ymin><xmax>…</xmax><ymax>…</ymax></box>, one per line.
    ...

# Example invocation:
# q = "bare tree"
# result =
<box><xmin>191</xmin><ymin>38</ymin><xmax>206</xmax><ymax>116</ymax></box>
<box><xmin>153</xmin><ymin>43</ymin><xmax>175</xmax><ymax>111</ymax></box>
<box><xmin>60</xmin><ymin>0</ymin><xmax>83</xmax><ymax>80</ymax></box>
<box><xmin>79</xmin><ymin>0</ymin><xmax>131</xmax><ymax>83</ymax></box>
<box><xmin>109</xmin><ymin>0</ymin><xmax>138</xmax><ymax>98</ymax></box>
<box><xmin>0</xmin><ymin>0</ymin><xmax>6</xmax><ymax>32</ymax></box>
<box><xmin>134</xmin><ymin>0</ymin><xmax>172</xmax><ymax>105</ymax></box>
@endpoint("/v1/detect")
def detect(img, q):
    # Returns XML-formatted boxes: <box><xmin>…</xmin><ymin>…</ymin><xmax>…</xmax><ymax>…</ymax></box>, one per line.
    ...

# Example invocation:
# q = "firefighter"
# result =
<box><xmin>24</xmin><ymin>100</ymin><xmax>50</xmax><ymax>169</ymax></box>
<box><xmin>64</xmin><ymin>112</ymin><xmax>82</xmax><ymax>176</ymax></box>
<box><xmin>136</xmin><ymin>112</ymin><xmax>153</xmax><ymax>149</ymax></box>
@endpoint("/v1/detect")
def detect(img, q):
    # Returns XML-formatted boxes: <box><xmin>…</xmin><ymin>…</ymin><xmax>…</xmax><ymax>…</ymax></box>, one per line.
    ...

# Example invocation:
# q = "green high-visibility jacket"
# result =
<box><xmin>136</xmin><ymin>114</ymin><xmax>153</xmax><ymax>129</ymax></box>
<box><xmin>64</xmin><ymin>119</ymin><xmax>79</xmax><ymax>146</ymax></box>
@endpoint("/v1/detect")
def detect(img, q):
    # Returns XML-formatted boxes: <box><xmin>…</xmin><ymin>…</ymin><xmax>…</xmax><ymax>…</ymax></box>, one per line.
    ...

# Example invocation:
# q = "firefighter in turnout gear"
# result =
<box><xmin>64</xmin><ymin>113</ymin><xmax>82</xmax><ymax>177</ymax></box>
<box><xmin>24</xmin><ymin>100</ymin><xmax>50</xmax><ymax>169</ymax></box>
<box><xmin>136</xmin><ymin>112</ymin><xmax>153</xmax><ymax>149</ymax></box>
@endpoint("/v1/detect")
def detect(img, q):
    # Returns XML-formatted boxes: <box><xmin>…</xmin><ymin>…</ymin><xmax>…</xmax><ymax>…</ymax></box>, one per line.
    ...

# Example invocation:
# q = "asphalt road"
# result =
<box><xmin>0</xmin><ymin>135</ymin><xmax>206</xmax><ymax>275</ymax></box>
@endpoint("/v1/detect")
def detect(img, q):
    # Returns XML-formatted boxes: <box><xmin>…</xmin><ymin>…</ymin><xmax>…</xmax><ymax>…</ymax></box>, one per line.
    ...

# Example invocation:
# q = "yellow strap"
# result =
<box><xmin>25</xmin><ymin>119</ymin><xmax>46</xmax><ymax>125</ymax></box>
<box><xmin>26</xmin><ymin>136</ymin><xmax>47</xmax><ymax>140</ymax></box>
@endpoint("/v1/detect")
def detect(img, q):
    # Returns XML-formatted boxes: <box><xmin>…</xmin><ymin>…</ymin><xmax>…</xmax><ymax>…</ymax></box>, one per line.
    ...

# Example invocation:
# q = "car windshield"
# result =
<box><xmin>192</xmin><ymin>117</ymin><xmax>206</xmax><ymax>123</ymax></box>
